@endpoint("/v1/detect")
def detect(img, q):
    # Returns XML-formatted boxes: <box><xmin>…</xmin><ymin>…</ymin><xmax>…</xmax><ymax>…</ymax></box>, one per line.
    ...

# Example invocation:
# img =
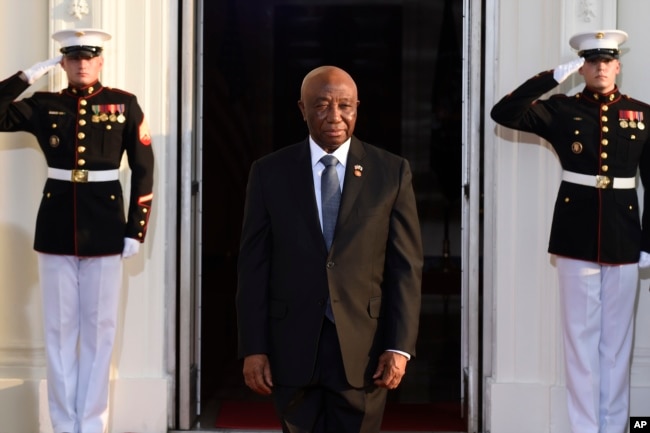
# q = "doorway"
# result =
<box><xmin>197</xmin><ymin>0</ymin><xmax>466</xmax><ymax>430</ymax></box>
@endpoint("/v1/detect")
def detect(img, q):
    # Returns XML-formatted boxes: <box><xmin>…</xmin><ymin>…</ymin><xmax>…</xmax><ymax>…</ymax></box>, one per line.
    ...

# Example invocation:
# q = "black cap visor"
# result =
<box><xmin>579</xmin><ymin>48</ymin><xmax>619</xmax><ymax>61</ymax></box>
<box><xmin>60</xmin><ymin>45</ymin><xmax>103</xmax><ymax>59</ymax></box>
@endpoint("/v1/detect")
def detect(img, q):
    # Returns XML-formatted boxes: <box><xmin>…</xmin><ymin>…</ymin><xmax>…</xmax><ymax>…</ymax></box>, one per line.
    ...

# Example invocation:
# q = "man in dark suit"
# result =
<box><xmin>236</xmin><ymin>65</ymin><xmax>422</xmax><ymax>433</ymax></box>
<box><xmin>491</xmin><ymin>30</ymin><xmax>650</xmax><ymax>433</ymax></box>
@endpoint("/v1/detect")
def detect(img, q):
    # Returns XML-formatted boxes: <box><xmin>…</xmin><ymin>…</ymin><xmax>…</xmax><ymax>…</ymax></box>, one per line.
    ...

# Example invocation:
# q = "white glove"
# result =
<box><xmin>122</xmin><ymin>237</ymin><xmax>141</xmax><ymax>259</ymax></box>
<box><xmin>22</xmin><ymin>55</ymin><xmax>63</xmax><ymax>84</ymax></box>
<box><xmin>639</xmin><ymin>251</ymin><xmax>650</xmax><ymax>269</ymax></box>
<box><xmin>553</xmin><ymin>57</ymin><xmax>585</xmax><ymax>84</ymax></box>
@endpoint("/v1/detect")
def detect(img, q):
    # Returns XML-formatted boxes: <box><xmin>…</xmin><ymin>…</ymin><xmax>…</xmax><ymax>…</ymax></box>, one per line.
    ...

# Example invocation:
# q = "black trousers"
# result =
<box><xmin>272</xmin><ymin>319</ymin><xmax>387</xmax><ymax>433</ymax></box>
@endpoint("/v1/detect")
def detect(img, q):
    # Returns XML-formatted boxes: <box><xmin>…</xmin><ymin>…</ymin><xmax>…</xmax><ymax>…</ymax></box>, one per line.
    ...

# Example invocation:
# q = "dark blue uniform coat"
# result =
<box><xmin>491</xmin><ymin>70</ymin><xmax>650</xmax><ymax>264</ymax></box>
<box><xmin>0</xmin><ymin>72</ymin><xmax>154</xmax><ymax>256</ymax></box>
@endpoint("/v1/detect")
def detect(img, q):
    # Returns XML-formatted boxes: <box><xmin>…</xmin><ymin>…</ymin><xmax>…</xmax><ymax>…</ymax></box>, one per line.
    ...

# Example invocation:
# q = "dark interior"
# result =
<box><xmin>199</xmin><ymin>0</ymin><xmax>464</xmax><ymax>428</ymax></box>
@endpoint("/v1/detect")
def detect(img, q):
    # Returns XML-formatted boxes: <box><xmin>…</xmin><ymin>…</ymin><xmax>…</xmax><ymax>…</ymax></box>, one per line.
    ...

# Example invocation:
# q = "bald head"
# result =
<box><xmin>298</xmin><ymin>66</ymin><xmax>360</xmax><ymax>152</ymax></box>
<box><xmin>300</xmin><ymin>66</ymin><xmax>358</xmax><ymax>99</ymax></box>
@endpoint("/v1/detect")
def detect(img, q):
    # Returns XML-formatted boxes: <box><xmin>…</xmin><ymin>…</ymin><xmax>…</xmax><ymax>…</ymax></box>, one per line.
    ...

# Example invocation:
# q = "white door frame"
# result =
<box><xmin>461</xmin><ymin>0</ymin><xmax>483</xmax><ymax>432</ymax></box>
<box><xmin>173</xmin><ymin>1</ymin><xmax>486</xmax><ymax>431</ymax></box>
<box><xmin>176</xmin><ymin>0</ymin><xmax>203</xmax><ymax>429</ymax></box>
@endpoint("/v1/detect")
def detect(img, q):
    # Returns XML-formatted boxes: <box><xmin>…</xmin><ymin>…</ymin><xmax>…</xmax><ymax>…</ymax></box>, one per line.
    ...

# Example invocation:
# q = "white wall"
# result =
<box><xmin>0</xmin><ymin>1</ymin><xmax>175</xmax><ymax>432</ymax></box>
<box><xmin>485</xmin><ymin>0</ymin><xmax>650</xmax><ymax>432</ymax></box>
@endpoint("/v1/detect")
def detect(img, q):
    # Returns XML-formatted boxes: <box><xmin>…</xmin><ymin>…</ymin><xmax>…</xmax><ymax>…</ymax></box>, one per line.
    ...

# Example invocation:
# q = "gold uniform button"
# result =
<box><xmin>78</xmin><ymin>145</ymin><xmax>86</xmax><ymax>153</ymax></box>
<box><xmin>106</xmin><ymin>125</ymin><xmax>112</xmax><ymax>130</ymax></box>
<box><xmin>574</xmin><ymin>130</ymin><xmax>580</xmax><ymax>135</ymax></box>
<box><xmin>601</xmin><ymin>116</ymin><xmax>608</xmax><ymax>122</ymax></box>
<box><xmin>601</xmin><ymin>165</ymin><xmax>609</xmax><ymax>172</ymax></box>
<box><xmin>140</xmin><ymin>220</ymin><xmax>145</xmax><ymax>226</ymax></box>
<box><xmin>564</xmin><ymin>197</ymin><xmax>570</xmax><ymax>203</ymax></box>
<box><xmin>601</xmin><ymin>152</ymin><xmax>608</xmax><ymax>159</ymax></box>
<box><xmin>77</xmin><ymin>132</ymin><xmax>85</xmax><ymax>140</ymax></box>
<box><xmin>52</xmin><ymin>123</ymin><xmax>57</xmax><ymax>129</ymax></box>
<box><xmin>80</xmin><ymin>99</ymin><xmax>87</xmax><ymax>106</ymax></box>
<box><xmin>602</xmin><ymin>126</ymin><xmax>609</xmax><ymax>133</ymax></box>
<box><xmin>78</xmin><ymin>159</ymin><xmax>86</xmax><ymax>166</ymax></box>
<box><xmin>138</xmin><ymin>232</ymin><xmax>144</xmax><ymax>238</ymax></box>
<box><xmin>602</xmin><ymin>105</ymin><xmax>609</xmax><ymax>111</ymax></box>
<box><xmin>80</xmin><ymin>108</ymin><xmax>87</xmax><ymax>115</ymax></box>
<box><xmin>142</xmin><ymin>208</ymin><xmax>148</xmax><ymax>213</ymax></box>
<box><xmin>630</xmin><ymin>205</ymin><xmax>634</xmax><ymax>210</ymax></box>
<box><xmin>110</xmin><ymin>195</ymin><xmax>116</xmax><ymax>200</ymax></box>
<box><xmin>631</xmin><ymin>135</ymin><xmax>637</xmax><ymax>140</ymax></box>
<box><xmin>602</xmin><ymin>139</ymin><xmax>609</xmax><ymax>146</ymax></box>
<box><xmin>88</xmin><ymin>86</ymin><xmax>94</xmax><ymax>94</ymax></box>
<box><xmin>79</xmin><ymin>119</ymin><xmax>86</xmax><ymax>126</ymax></box>
<box><xmin>46</xmin><ymin>192</ymin><xmax>51</xmax><ymax>198</ymax></box>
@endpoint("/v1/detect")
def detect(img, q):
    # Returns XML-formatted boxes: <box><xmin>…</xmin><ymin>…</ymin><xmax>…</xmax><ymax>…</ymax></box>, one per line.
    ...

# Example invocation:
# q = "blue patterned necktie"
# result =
<box><xmin>320</xmin><ymin>155</ymin><xmax>341</xmax><ymax>250</ymax></box>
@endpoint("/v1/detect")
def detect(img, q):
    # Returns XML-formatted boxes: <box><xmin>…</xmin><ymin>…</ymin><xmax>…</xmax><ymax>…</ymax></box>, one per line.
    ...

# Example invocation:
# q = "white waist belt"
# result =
<box><xmin>48</xmin><ymin>167</ymin><xmax>119</xmax><ymax>183</ymax></box>
<box><xmin>562</xmin><ymin>170</ymin><xmax>635</xmax><ymax>189</ymax></box>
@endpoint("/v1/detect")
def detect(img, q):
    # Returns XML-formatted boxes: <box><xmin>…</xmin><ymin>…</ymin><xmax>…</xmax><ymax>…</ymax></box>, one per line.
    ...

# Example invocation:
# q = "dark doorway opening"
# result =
<box><xmin>200</xmin><ymin>0</ymin><xmax>464</xmax><ymax>430</ymax></box>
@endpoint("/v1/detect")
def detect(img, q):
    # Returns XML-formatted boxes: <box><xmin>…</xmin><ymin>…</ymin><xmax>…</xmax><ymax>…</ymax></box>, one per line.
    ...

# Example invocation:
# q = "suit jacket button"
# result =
<box><xmin>326</xmin><ymin>261</ymin><xmax>335</xmax><ymax>268</ymax></box>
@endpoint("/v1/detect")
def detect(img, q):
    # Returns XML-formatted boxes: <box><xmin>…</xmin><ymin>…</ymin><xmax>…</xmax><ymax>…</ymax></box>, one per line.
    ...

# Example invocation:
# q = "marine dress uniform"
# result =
<box><xmin>0</xmin><ymin>29</ymin><xmax>153</xmax><ymax>433</ymax></box>
<box><xmin>491</xmin><ymin>30</ymin><xmax>650</xmax><ymax>433</ymax></box>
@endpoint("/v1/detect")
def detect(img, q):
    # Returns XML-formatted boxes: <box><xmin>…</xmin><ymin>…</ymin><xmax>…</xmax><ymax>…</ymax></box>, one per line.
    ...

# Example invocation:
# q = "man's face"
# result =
<box><xmin>579</xmin><ymin>57</ymin><xmax>620</xmax><ymax>94</ymax></box>
<box><xmin>298</xmin><ymin>69</ymin><xmax>359</xmax><ymax>153</ymax></box>
<box><xmin>60</xmin><ymin>55</ymin><xmax>104</xmax><ymax>88</ymax></box>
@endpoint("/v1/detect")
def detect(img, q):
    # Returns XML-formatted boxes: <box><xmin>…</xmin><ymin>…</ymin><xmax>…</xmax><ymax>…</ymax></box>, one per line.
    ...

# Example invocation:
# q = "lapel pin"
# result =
<box><xmin>354</xmin><ymin>164</ymin><xmax>363</xmax><ymax>177</ymax></box>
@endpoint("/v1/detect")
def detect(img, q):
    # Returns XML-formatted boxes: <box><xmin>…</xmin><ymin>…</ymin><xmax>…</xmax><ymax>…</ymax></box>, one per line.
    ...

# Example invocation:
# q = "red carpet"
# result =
<box><xmin>215</xmin><ymin>400</ymin><xmax>465</xmax><ymax>431</ymax></box>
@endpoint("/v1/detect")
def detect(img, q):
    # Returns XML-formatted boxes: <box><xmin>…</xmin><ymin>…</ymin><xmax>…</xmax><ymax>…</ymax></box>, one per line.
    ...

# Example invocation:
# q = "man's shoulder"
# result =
<box><xmin>101</xmin><ymin>86</ymin><xmax>136</xmax><ymax>96</ymax></box>
<box><xmin>353</xmin><ymin>138</ymin><xmax>406</xmax><ymax>165</ymax></box>
<box><xmin>620</xmin><ymin>94</ymin><xmax>650</xmax><ymax>109</ymax></box>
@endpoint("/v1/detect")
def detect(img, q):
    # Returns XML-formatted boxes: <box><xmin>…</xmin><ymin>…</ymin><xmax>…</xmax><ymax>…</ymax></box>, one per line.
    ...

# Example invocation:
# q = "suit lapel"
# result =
<box><xmin>289</xmin><ymin>139</ymin><xmax>328</xmax><ymax>251</ymax></box>
<box><xmin>337</xmin><ymin>137</ymin><xmax>367</xmax><ymax>231</ymax></box>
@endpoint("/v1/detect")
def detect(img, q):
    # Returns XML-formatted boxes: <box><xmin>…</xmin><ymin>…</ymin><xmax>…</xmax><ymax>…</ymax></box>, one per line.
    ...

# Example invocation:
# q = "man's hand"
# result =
<box><xmin>22</xmin><ymin>55</ymin><xmax>63</xmax><ymax>84</ymax></box>
<box><xmin>553</xmin><ymin>57</ymin><xmax>585</xmax><ymax>84</ymax></box>
<box><xmin>639</xmin><ymin>251</ymin><xmax>650</xmax><ymax>269</ymax></box>
<box><xmin>372</xmin><ymin>351</ymin><xmax>408</xmax><ymax>389</ymax></box>
<box><xmin>243</xmin><ymin>354</ymin><xmax>273</xmax><ymax>395</ymax></box>
<box><xmin>122</xmin><ymin>237</ymin><xmax>140</xmax><ymax>258</ymax></box>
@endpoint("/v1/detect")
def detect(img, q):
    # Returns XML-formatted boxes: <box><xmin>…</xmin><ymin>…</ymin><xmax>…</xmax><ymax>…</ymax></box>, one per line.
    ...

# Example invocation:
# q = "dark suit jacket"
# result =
<box><xmin>0</xmin><ymin>73</ymin><xmax>154</xmax><ymax>256</ymax></box>
<box><xmin>236</xmin><ymin>136</ymin><xmax>423</xmax><ymax>388</ymax></box>
<box><xmin>491</xmin><ymin>70</ymin><xmax>650</xmax><ymax>264</ymax></box>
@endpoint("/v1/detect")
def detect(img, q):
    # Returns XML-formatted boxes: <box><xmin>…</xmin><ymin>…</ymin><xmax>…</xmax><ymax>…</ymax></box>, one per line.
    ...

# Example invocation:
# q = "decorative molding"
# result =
<box><xmin>578</xmin><ymin>0</ymin><xmax>597</xmax><ymax>22</ymax></box>
<box><xmin>0</xmin><ymin>344</ymin><xmax>45</xmax><ymax>368</ymax></box>
<box><xmin>68</xmin><ymin>0</ymin><xmax>90</xmax><ymax>20</ymax></box>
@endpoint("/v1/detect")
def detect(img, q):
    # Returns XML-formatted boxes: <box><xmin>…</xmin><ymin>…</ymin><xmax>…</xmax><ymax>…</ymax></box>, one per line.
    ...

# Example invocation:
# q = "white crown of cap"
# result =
<box><xmin>569</xmin><ymin>29</ymin><xmax>628</xmax><ymax>52</ymax></box>
<box><xmin>52</xmin><ymin>28</ymin><xmax>112</xmax><ymax>48</ymax></box>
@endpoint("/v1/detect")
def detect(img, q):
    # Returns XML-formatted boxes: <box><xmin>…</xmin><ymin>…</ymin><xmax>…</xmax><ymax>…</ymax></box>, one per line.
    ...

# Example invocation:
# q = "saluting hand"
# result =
<box><xmin>22</xmin><ymin>55</ymin><xmax>63</xmax><ymax>84</ymax></box>
<box><xmin>553</xmin><ymin>57</ymin><xmax>585</xmax><ymax>84</ymax></box>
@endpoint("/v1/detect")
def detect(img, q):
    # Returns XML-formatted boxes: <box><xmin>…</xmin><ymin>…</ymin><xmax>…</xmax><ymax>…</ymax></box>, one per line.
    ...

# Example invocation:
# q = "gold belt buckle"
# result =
<box><xmin>595</xmin><ymin>175</ymin><xmax>612</xmax><ymax>189</ymax></box>
<box><xmin>71</xmin><ymin>169</ymin><xmax>89</xmax><ymax>183</ymax></box>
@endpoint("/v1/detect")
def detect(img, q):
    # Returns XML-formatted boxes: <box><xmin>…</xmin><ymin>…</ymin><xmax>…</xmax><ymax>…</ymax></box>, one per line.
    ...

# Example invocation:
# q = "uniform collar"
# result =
<box><xmin>64</xmin><ymin>81</ymin><xmax>103</xmax><ymax>97</ymax></box>
<box><xmin>577</xmin><ymin>85</ymin><xmax>621</xmax><ymax>104</ymax></box>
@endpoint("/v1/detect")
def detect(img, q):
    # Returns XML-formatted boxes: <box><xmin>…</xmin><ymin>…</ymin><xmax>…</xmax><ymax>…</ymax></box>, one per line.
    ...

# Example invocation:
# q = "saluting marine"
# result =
<box><xmin>491</xmin><ymin>30</ymin><xmax>650</xmax><ymax>433</ymax></box>
<box><xmin>0</xmin><ymin>28</ymin><xmax>154</xmax><ymax>433</ymax></box>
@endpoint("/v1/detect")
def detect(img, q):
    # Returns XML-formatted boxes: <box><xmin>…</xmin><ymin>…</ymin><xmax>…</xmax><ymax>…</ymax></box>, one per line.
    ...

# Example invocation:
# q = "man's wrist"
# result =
<box><xmin>387</xmin><ymin>349</ymin><xmax>410</xmax><ymax>360</ymax></box>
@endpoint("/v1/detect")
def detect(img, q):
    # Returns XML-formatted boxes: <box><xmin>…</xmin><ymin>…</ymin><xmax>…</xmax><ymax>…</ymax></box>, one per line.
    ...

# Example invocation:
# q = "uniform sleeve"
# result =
<box><xmin>0</xmin><ymin>72</ymin><xmax>34</xmax><ymax>132</ymax></box>
<box><xmin>490</xmin><ymin>70</ymin><xmax>562</xmax><ymax>138</ymax></box>
<box><xmin>640</xmin><ymin>132</ymin><xmax>650</xmax><ymax>253</ymax></box>
<box><xmin>124</xmin><ymin>95</ymin><xmax>154</xmax><ymax>242</ymax></box>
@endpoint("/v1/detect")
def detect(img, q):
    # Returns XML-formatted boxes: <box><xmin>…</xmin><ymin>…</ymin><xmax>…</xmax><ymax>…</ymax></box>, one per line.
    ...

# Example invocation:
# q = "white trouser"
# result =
<box><xmin>38</xmin><ymin>253</ymin><xmax>123</xmax><ymax>433</ymax></box>
<box><xmin>556</xmin><ymin>257</ymin><xmax>638</xmax><ymax>433</ymax></box>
